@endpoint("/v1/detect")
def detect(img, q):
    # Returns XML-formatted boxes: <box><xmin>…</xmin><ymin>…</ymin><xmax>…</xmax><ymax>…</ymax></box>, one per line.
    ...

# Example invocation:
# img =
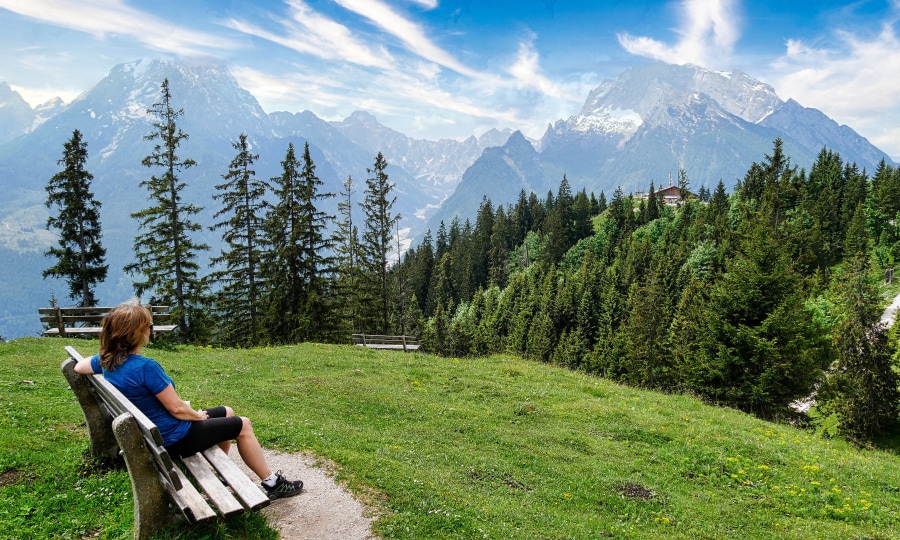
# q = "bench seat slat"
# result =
<box><xmin>202</xmin><ymin>445</ymin><xmax>270</xmax><ymax>510</ymax></box>
<box><xmin>181</xmin><ymin>454</ymin><xmax>245</xmax><ymax>516</ymax></box>
<box><xmin>168</xmin><ymin>464</ymin><xmax>217</xmax><ymax>522</ymax></box>
<box><xmin>45</xmin><ymin>327</ymin><xmax>103</xmax><ymax>335</ymax></box>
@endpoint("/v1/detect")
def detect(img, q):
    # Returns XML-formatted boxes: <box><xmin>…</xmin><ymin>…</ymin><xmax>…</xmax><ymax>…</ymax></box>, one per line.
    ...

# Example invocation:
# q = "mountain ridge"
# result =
<box><xmin>426</xmin><ymin>62</ymin><xmax>893</xmax><ymax>234</ymax></box>
<box><xmin>0</xmin><ymin>58</ymin><xmax>894</xmax><ymax>339</ymax></box>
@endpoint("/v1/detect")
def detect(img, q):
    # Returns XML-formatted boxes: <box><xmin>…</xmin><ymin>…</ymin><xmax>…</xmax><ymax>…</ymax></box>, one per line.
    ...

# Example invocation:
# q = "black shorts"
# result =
<box><xmin>165</xmin><ymin>406</ymin><xmax>244</xmax><ymax>458</ymax></box>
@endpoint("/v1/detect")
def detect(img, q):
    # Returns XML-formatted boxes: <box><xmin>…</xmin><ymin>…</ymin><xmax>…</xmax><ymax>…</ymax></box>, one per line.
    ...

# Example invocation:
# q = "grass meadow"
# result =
<box><xmin>2</xmin><ymin>337</ymin><xmax>900</xmax><ymax>539</ymax></box>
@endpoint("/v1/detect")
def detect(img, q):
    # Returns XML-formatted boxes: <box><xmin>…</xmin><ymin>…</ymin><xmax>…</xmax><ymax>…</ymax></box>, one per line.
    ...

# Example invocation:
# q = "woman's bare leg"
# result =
<box><xmin>234</xmin><ymin>416</ymin><xmax>272</xmax><ymax>480</ymax></box>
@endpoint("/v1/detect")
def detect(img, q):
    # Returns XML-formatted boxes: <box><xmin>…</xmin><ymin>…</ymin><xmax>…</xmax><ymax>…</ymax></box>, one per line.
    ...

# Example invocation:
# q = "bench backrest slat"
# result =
<box><xmin>44</xmin><ymin>307</ymin><xmax>173</xmax><ymax>336</ymax></box>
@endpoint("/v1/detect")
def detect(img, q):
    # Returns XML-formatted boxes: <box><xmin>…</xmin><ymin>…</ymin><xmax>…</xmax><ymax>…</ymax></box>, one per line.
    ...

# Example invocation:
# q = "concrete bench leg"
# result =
<box><xmin>113</xmin><ymin>413</ymin><xmax>181</xmax><ymax>540</ymax></box>
<box><xmin>61</xmin><ymin>360</ymin><xmax>118</xmax><ymax>459</ymax></box>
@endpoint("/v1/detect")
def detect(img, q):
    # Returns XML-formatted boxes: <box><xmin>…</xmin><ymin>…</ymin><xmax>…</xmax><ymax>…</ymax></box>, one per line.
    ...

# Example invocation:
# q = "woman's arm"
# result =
<box><xmin>73</xmin><ymin>357</ymin><xmax>98</xmax><ymax>375</ymax></box>
<box><xmin>155</xmin><ymin>384</ymin><xmax>209</xmax><ymax>421</ymax></box>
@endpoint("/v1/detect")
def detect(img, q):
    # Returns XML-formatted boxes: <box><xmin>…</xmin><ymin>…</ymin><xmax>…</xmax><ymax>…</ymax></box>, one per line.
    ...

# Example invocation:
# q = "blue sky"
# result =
<box><xmin>1</xmin><ymin>0</ymin><xmax>899</xmax><ymax>159</ymax></box>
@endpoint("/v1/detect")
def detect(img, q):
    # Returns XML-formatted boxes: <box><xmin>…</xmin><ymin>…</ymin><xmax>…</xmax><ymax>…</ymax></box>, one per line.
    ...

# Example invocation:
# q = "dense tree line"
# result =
<box><xmin>42</xmin><ymin>79</ymin><xmax>900</xmax><ymax>442</ymax></box>
<box><xmin>398</xmin><ymin>139</ymin><xmax>900</xmax><ymax>440</ymax></box>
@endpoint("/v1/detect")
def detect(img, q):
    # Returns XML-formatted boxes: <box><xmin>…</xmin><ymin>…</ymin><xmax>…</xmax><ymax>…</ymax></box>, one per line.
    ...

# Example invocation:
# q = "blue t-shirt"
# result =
<box><xmin>90</xmin><ymin>353</ymin><xmax>191</xmax><ymax>446</ymax></box>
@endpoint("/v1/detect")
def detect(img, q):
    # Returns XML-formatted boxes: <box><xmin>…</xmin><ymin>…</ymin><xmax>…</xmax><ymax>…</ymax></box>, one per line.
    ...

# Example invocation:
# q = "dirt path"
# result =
<box><xmin>881</xmin><ymin>291</ymin><xmax>900</xmax><ymax>327</ymax></box>
<box><xmin>233</xmin><ymin>449</ymin><xmax>377</xmax><ymax>540</ymax></box>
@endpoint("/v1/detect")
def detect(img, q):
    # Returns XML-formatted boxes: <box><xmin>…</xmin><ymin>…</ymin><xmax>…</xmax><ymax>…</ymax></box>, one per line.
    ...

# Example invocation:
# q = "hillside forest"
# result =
<box><xmin>44</xmin><ymin>80</ymin><xmax>900</xmax><ymax>444</ymax></box>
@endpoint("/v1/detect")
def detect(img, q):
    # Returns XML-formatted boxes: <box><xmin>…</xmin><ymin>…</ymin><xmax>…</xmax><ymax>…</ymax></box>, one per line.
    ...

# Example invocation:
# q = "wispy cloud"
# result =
<box><xmin>227</xmin><ymin>0</ymin><xmax>580</xmax><ymax>136</ymax></box>
<box><xmin>767</xmin><ymin>13</ymin><xmax>900</xmax><ymax>159</ymax></box>
<box><xmin>405</xmin><ymin>0</ymin><xmax>438</xmax><ymax>9</ymax></box>
<box><xmin>225</xmin><ymin>0</ymin><xmax>391</xmax><ymax>68</ymax></box>
<box><xmin>0</xmin><ymin>0</ymin><xmax>236</xmax><ymax>56</ymax></box>
<box><xmin>507</xmin><ymin>34</ymin><xmax>581</xmax><ymax>101</ymax></box>
<box><xmin>332</xmin><ymin>0</ymin><xmax>579</xmax><ymax>101</ymax></box>
<box><xmin>232</xmin><ymin>60</ymin><xmax>523</xmax><ymax>128</ymax></box>
<box><xmin>331</xmin><ymin>0</ymin><xmax>483</xmax><ymax>79</ymax></box>
<box><xmin>617</xmin><ymin>0</ymin><xmax>740</xmax><ymax>69</ymax></box>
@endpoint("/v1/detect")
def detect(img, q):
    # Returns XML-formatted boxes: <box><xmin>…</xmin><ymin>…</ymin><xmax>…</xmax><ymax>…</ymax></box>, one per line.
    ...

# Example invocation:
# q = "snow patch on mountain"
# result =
<box><xmin>570</xmin><ymin>107</ymin><xmax>642</xmax><ymax>136</ymax></box>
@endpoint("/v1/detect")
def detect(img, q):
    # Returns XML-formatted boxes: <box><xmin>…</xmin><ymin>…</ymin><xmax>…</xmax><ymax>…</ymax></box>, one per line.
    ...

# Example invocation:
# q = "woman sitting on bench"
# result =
<box><xmin>73</xmin><ymin>299</ymin><xmax>303</xmax><ymax>500</ymax></box>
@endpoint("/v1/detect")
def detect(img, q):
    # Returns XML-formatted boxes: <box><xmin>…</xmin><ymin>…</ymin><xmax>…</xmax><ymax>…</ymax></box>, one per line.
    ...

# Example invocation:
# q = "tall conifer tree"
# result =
<box><xmin>333</xmin><ymin>175</ymin><xmax>361</xmax><ymax>335</ymax></box>
<box><xmin>359</xmin><ymin>152</ymin><xmax>399</xmax><ymax>333</ymax></box>
<box><xmin>210</xmin><ymin>134</ymin><xmax>267</xmax><ymax>346</ymax></box>
<box><xmin>44</xmin><ymin>129</ymin><xmax>108</xmax><ymax>307</ymax></box>
<box><xmin>296</xmin><ymin>142</ymin><xmax>336</xmax><ymax>341</ymax></box>
<box><xmin>126</xmin><ymin>79</ymin><xmax>209</xmax><ymax>340</ymax></box>
<box><xmin>261</xmin><ymin>142</ymin><xmax>305</xmax><ymax>343</ymax></box>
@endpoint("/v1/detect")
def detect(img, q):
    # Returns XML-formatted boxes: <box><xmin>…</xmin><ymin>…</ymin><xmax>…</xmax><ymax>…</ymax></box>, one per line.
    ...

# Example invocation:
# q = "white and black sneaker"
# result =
<box><xmin>263</xmin><ymin>471</ymin><xmax>303</xmax><ymax>499</ymax></box>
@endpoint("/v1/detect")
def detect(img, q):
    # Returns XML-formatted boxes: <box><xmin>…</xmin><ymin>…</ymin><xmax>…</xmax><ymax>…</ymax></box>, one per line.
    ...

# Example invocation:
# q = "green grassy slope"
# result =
<box><xmin>2</xmin><ymin>338</ymin><xmax>899</xmax><ymax>539</ymax></box>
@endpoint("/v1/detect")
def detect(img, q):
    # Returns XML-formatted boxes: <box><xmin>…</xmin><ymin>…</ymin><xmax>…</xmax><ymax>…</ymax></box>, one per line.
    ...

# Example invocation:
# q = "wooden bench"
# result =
<box><xmin>352</xmin><ymin>334</ymin><xmax>420</xmax><ymax>352</ymax></box>
<box><xmin>41</xmin><ymin>305</ymin><xmax>176</xmax><ymax>336</ymax></box>
<box><xmin>61</xmin><ymin>346</ymin><xmax>269</xmax><ymax>539</ymax></box>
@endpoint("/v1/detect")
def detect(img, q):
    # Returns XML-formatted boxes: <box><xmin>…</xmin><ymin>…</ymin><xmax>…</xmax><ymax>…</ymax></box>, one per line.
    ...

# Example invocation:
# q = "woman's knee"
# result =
<box><xmin>224</xmin><ymin>406</ymin><xmax>235</xmax><ymax>417</ymax></box>
<box><xmin>238</xmin><ymin>416</ymin><xmax>253</xmax><ymax>435</ymax></box>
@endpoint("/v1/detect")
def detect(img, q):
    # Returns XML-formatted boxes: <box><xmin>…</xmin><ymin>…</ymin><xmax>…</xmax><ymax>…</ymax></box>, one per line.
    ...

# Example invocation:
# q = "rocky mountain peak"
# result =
<box><xmin>0</xmin><ymin>82</ymin><xmax>36</xmax><ymax>144</ymax></box>
<box><xmin>579</xmin><ymin>63</ymin><xmax>782</xmax><ymax>129</ymax></box>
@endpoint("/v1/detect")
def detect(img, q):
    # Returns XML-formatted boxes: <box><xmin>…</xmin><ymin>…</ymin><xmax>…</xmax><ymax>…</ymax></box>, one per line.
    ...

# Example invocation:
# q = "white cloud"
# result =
<box><xmin>406</xmin><ymin>0</ymin><xmax>438</xmax><ymax>8</ymax></box>
<box><xmin>331</xmin><ymin>0</ymin><xmax>484</xmax><ymax>79</ymax></box>
<box><xmin>0</xmin><ymin>0</ymin><xmax>236</xmax><ymax>56</ymax></box>
<box><xmin>226</xmin><ymin>0</ymin><xmax>392</xmax><ymax>68</ymax></box>
<box><xmin>617</xmin><ymin>0</ymin><xmax>740</xmax><ymax>69</ymax></box>
<box><xmin>767</xmin><ymin>14</ymin><xmax>900</xmax><ymax>159</ymax></box>
<box><xmin>507</xmin><ymin>35</ymin><xmax>581</xmax><ymax>102</ymax></box>
<box><xmin>228</xmin><ymin>0</ymin><xmax>580</xmax><ymax>139</ymax></box>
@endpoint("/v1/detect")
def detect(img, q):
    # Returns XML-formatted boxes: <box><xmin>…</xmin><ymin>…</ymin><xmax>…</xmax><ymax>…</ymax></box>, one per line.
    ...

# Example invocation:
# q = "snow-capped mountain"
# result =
<box><xmin>429</xmin><ymin>62</ymin><xmax>894</xmax><ymax>233</ymax></box>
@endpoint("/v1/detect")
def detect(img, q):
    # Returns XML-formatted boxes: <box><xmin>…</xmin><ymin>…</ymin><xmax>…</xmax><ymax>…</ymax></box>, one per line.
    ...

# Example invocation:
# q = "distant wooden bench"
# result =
<box><xmin>40</xmin><ymin>305</ymin><xmax>176</xmax><ymax>336</ymax></box>
<box><xmin>352</xmin><ymin>334</ymin><xmax>420</xmax><ymax>352</ymax></box>
<box><xmin>61</xmin><ymin>346</ymin><xmax>269</xmax><ymax>539</ymax></box>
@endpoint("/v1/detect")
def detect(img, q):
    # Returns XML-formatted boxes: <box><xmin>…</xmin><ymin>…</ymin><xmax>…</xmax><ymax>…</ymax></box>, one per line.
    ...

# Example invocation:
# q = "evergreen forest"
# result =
<box><xmin>43</xmin><ymin>81</ymin><xmax>900</xmax><ymax>444</ymax></box>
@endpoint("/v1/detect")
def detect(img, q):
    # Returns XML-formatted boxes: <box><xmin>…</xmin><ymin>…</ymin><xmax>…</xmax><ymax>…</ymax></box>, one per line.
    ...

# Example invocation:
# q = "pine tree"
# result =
<box><xmin>412</xmin><ymin>230</ymin><xmax>435</xmax><ymax>315</ymax></box>
<box><xmin>688</xmin><ymin>221</ymin><xmax>829</xmax><ymax>417</ymax></box>
<box><xmin>646</xmin><ymin>181</ymin><xmax>660</xmax><ymax>222</ymax></box>
<box><xmin>358</xmin><ymin>152</ymin><xmax>399</xmax><ymax>333</ymax></box>
<box><xmin>209</xmin><ymin>134</ymin><xmax>266</xmax><ymax>347</ymax></box>
<box><xmin>126</xmin><ymin>79</ymin><xmax>209</xmax><ymax>341</ymax></box>
<box><xmin>470</xmin><ymin>197</ymin><xmax>494</xmax><ymax>291</ymax></box>
<box><xmin>488</xmin><ymin>206</ymin><xmax>511</xmax><ymax>288</ymax></box>
<box><xmin>541</xmin><ymin>175</ymin><xmax>574</xmax><ymax>264</ymax></box>
<box><xmin>296</xmin><ymin>142</ymin><xmax>336</xmax><ymax>341</ymax></box>
<box><xmin>333</xmin><ymin>175</ymin><xmax>361</xmax><ymax>335</ymax></box>
<box><xmin>572</xmin><ymin>189</ymin><xmax>594</xmax><ymax>242</ymax></box>
<box><xmin>261</xmin><ymin>142</ymin><xmax>306</xmax><ymax>343</ymax></box>
<box><xmin>43</xmin><ymin>129</ymin><xmax>108</xmax><ymax>307</ymax></box>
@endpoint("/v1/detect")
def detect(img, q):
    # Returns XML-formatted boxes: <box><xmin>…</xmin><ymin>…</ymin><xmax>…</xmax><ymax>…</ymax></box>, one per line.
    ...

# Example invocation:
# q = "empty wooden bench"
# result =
<box><xmin>352</xmin><ymin>334</ymin><xmax>420</xmax><ymax>352</ymax></box>
<box><xmin>62</xmin><ymin>346</ymin><xmax>269</xmax><ymax>539</ymax></box>
<box><xmin>41</xmin><ymin>305</ymin><xmax>176</xmax><ymax>336</ymax></box>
